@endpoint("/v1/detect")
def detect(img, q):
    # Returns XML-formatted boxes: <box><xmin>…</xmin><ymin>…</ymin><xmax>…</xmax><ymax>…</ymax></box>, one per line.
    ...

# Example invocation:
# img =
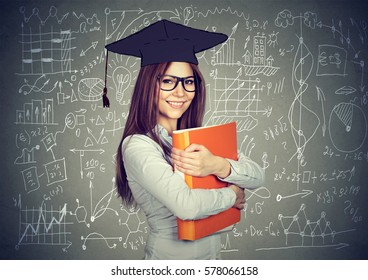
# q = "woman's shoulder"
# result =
<box><xmin>121</xmin><ymin>134</ymin><xmax>167</xmax><ymax>168</ymax></box>
<box><xmin>123</xmin><ymin>134</ymin><xmax>155</xmax><ymax>147</ymax></box>
<box><xmin>122</xmin><ymin>134</ymin><xmax>162</xmax><ymax>154</ymax></box>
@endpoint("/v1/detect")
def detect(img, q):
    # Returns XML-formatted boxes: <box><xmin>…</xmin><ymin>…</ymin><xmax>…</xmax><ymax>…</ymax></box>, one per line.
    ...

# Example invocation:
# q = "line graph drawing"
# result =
<box><xmin>277</xmin><ymin>204</ymin><xmax>355</xmax><ymax>249</ymax></box>
<box><xmin>19</xmin><ymin>6</ymin><xmax>69</xmax><ymax>25</ymax></box>
<box><xmin>16</xmin><ymin>202</ymin><xmax>72</xmax><ymax>249</ymax></box>
<box><xmin>206</xmin><ymin>70</ymin><xmax>268</xmax><ymax>132</ymax></box>
<box><xmin>18</xmin><ymin>74</ymin><xmax>59</xmax><ymax>96</ymax></box>
<box><xmin>198</xmin><ymin>6</ymin><xmax>250</xmax><ymax>22</ymax></box>
<box><xmin>14</xmin><ymin>145</ymin><xmax>40</xmax><ymax>165</ymax></box>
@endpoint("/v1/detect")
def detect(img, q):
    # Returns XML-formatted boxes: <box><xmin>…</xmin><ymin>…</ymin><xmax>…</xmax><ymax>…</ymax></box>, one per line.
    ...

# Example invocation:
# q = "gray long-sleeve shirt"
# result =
<box><xmin>122</xmin><ymin>125</ymin><xmax>265</xmax><ymax>259</ymax></box>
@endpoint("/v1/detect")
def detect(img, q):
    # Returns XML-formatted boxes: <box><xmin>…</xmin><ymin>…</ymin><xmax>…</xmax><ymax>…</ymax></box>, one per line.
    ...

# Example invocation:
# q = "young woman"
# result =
<box><xmin>107</xmin><ymin>20</ymin><xmax>265</xmax><ymax>259</ymax></box>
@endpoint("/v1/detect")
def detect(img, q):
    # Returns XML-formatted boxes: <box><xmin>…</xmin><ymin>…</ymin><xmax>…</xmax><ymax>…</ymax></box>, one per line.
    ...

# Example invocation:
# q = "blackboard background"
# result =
<box><xmin>1</xmin><ymin>0</ymin><xmax>367</xmax><ymax>259</ymax></box>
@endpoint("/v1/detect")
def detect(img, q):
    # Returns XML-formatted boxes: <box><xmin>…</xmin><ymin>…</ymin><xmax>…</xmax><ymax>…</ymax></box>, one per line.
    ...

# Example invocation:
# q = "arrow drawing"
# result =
<box><xmin>276</xmin><ymin>189</ymin><xmax>313</xmax><ymax>202</ymax></box>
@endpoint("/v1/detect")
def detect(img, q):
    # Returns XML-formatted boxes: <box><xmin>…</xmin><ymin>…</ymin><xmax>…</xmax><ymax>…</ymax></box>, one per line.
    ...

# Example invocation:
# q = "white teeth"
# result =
<box><xmin>167</xmin><ymin>101</ymin><xmax>184</xmax><ymax>106</ymax></box>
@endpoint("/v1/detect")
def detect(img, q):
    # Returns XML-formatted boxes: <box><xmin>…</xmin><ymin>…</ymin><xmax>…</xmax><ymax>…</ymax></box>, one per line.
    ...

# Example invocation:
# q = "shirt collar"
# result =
<box><xmin>156</xmin><ymin>124</ymin><xmax>172</xmax><ymax>146</ymax></box>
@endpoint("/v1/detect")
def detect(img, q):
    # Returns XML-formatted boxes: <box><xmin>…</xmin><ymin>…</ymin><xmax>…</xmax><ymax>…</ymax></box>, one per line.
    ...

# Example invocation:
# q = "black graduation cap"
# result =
<box><xmin>102</xmin><ymin>19</ymin><xmax>228</xmax><ymax>107</ymax></box>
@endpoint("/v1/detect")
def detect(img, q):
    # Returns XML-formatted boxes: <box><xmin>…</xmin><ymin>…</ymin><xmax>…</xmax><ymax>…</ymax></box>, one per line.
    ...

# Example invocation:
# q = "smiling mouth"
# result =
<box><xmin>166</xmin><ymin>101</ymin><xmax>186</xmax><ymax>108</ymax></box>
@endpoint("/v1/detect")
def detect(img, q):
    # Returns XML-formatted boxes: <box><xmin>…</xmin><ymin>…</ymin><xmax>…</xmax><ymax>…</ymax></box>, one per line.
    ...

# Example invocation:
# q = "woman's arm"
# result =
<box><xmin>171</xmin><ymin>144</ymin><xmax>265</xmax><ymax>189</ymax></box>
<box><xmin>122</xmin><ymin>135</ymin><xmax>243</xmax><ymax>220</ymax></box>
<box><xmin>171</xmin><ymin>144</ymin><xmax>231</xmax><ymax>178</ymax></box>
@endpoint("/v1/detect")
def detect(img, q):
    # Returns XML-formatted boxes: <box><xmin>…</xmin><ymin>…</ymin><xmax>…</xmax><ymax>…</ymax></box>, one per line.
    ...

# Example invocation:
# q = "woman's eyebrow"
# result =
<box><xmin>164</xmin><ymin>74</ymin><xmax>195</xmax><ymax>78</ymax></box>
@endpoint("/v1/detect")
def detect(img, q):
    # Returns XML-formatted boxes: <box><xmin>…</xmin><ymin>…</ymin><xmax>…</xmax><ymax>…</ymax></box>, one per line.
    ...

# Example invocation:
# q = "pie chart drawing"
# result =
<box><xmin>328</xmin><ymin>102</ymin><xmax>367</xmax><ymax>153</ymax></box>
<box><xmin>78</xmin><ymin>78</ymin><xmax>104</xmax><ymax>102</ymax></box>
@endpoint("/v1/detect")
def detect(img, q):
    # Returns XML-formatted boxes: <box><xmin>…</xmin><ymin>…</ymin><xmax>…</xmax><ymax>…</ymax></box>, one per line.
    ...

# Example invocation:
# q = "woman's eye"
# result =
<box><xmin>162</xmin><ymin>79</ymin><xmax>174</xmax><ymax>84</ymax></box>
<box><xmin>185</xmin><ymin>79</ymin><xmax>194</xmax><ymax>85</ymax></box>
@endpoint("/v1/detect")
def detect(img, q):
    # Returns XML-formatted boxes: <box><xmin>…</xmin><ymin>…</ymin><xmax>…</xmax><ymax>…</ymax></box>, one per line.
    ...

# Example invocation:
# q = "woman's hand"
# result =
<box><xmin>171</xmin><ymin>144</ymin><xmax>231</xmax><ymax>178</ymax></box>
<box><xmin>229</xmin><ymin>184</ymin><xmax>246</xmax><ymax>209</ymax></box>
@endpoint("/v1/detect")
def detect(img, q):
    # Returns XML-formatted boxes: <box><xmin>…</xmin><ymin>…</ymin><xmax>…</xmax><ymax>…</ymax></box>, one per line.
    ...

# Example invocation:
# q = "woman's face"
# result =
<box><xmin>157</xmin><ymin>62</ymin><xmax>195</xmax><ymax>132</ymax></box>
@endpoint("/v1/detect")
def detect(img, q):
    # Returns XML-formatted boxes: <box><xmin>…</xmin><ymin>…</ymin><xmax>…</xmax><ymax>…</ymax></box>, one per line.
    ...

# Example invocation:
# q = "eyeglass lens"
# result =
<box><xmin>159</xmin><ymin>75</ymin><xmax>195</xmax><ymax>92</ymax></box>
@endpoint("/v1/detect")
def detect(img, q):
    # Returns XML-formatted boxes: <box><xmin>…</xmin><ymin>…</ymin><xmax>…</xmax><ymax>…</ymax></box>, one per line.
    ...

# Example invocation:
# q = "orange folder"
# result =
<box><xmin>172</xmin><ymin>121</ymin><xmax>239</xmax><ymax>240</ymax></box>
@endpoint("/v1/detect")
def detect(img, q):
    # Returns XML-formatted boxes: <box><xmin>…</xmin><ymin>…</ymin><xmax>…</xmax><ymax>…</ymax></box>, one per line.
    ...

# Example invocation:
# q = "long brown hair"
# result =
<box><xmin>116</xmin><ymin>62</ymin><xmax>206</xmax><ymax>206</ymax></box>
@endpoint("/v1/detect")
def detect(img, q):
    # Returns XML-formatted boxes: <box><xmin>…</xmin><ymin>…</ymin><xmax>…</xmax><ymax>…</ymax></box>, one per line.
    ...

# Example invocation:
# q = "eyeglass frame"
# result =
<box><xmin>157</xmin><ymin>74</ymin><xmax>197</xmax><ymax>92</ymax></box>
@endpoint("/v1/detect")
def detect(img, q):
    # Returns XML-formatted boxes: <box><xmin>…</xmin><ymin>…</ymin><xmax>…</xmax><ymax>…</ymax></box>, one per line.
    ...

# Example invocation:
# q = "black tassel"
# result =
<box><xmin>103</xmin><ymin>50</ymin><xmax>110</xmax><ymax>108</ymax></box>
<box><xmin>103</xmin><ymin>87</ymin><xmax>110</xmax><ymax>108</ymax></box>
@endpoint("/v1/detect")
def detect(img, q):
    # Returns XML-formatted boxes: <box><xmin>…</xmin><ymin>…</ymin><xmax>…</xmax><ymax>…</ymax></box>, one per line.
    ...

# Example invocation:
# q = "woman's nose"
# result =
<box><xmin>173</xmin><ymin>81</ymin><xmax>186</xmax><ymax>96</ymax></box>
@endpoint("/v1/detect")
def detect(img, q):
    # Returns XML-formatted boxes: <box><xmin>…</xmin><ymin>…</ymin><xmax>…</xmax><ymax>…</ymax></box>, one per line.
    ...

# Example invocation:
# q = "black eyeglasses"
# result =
<box><xmin>157</xmin><ymin>75</ymin><xmax>196</xmax><ymax>92</ymax></box>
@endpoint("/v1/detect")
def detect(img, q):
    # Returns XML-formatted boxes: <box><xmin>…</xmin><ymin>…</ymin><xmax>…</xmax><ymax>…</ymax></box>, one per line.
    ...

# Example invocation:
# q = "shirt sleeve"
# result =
<box><xmin>219</xmin><ymin>151</ymin><xmax>265</xmax><ymax>189</ymax></box>
<box><xmin>122</xmin><ymin>135</ymin><xmax>236</xmax><ymax>220</ymax></box>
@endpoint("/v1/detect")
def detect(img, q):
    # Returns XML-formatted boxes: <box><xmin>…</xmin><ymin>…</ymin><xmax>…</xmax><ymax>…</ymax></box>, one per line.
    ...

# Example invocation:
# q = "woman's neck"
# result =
<box><xmin>158</xmin><ymin>119</ymin><xmax>177</xmax><ymax>135</ymax></box>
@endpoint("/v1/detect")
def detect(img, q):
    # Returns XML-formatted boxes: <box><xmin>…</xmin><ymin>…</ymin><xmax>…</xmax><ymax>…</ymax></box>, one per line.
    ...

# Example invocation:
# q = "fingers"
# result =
<box><xmin>184</xmin><ymin>143</ymin><xmax>205</xmax><ymax>152</ymax></box>
<box><xmin>234</xmin><ymin>198</ymin><xmax>245</xmax><ymax>209</ymax></box>
<box><xmin>236</xmin><ymin>204</ymin><xmax>245</xmax><ymax>210</ymax></box>
<box><xmin>171</xmin><ymin>150</ymin><xmax>198</xmax><ymax>174</ymax></box>
<box><xmin>171</xmin><ymin>146</ymin><xmax>205</xmax><ymax>174</ymax></box>
<box><xmin>171</xmin><ymin>148</ymin><xmax>200</xmax><ymax>176</ymax></box>
<box><xmin>238</xmin><ymin>198</ymin><xmax>246</xmax><ymax>209</ymax></box>
<box><xmin>229</xmin><ymin>184</ymin><xmax>246</xmax><ymax>210</ymax></box>
<box><xmin>171</xmin><ymin>147</ymin><xmax>199</xmax><ymax>162</ymax></box>
<box><xmin>172</xmin><ymin>144</ymin><xmax>206</xmax><ymax>158</ymax></box>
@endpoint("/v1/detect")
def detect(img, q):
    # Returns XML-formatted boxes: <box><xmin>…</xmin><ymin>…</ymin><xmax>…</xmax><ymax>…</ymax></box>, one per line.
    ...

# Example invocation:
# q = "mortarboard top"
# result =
<box><xmin>102</xmin><ymin>19</ymin><xmax>228</xmax><ymax>107</ymax></box>
<box><xmin>105</xmin><ymin>19</ymin><xmax>228</xmax><ymax>66</ymax></box>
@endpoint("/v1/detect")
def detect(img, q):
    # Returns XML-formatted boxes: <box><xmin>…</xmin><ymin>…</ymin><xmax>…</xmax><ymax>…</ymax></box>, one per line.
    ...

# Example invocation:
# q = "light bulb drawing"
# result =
<box><xmin>183</xmin><ymin>6</ymin><xmax>194</xmax><ymax>26</ymax></box>
<box><xmin>112</xmin><ymin>66</ymin><xmax>131</xmax><ymax>104</ymax></box>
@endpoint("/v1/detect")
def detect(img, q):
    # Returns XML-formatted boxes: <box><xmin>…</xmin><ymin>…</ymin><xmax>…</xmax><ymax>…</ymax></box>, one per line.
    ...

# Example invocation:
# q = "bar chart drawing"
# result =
<box><xmin>15</xmin><ymin>99</ymin><xmax>57</xmax><ymax>125</ymax></box>
<box><xmin>214</xmin><ymin>38</ymin><xmax>236</xmax><ymax>66</ymax></box>
<box><xmin>212</xmin><ymin>31</ymin><xmax>279</xmax><ymax>76</ymax></box>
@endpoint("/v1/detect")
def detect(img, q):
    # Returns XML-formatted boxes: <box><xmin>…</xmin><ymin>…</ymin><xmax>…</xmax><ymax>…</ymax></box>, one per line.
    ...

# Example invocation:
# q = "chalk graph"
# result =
<box><xmin>16</xmin><ymin>202</ymin><xmax>72</xmax><ymax>249</ymax></box>
<box><xmin>208</xmin><ymin>74</ymin><xmax>262</xmax><ymax>132</ymax></box>
<box><xmin>15</xmin><ymin>98</ymin><xmax>56</xmax><ymax>125</ymax></box>
<box><xmin>278</xmin><ymin>204</ymin><xmax>354</xmax><ymax>249</ymax></box>
<box><xmin>206</xmin><ymin>26</ymin><xmax>277</xmax><ymax>131</ymax></box>
<box><xmin>19</xmin><ymin>24</ymin><xmax>75</xmax><ymax>76</ymax></box>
